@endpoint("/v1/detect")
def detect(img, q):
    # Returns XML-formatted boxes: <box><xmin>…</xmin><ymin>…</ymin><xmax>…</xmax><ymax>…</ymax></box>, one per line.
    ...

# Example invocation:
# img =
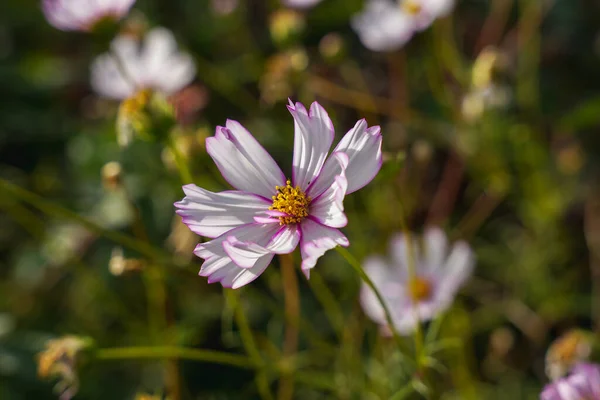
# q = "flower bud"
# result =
<box><xmin>116</xmin><ymin>89</ymin><xmax>177</xmax><ymax>147</ymax></box>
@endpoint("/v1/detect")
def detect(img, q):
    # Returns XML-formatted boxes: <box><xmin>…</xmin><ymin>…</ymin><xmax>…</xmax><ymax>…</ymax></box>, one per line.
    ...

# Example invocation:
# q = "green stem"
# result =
<box><xmin>94</xmin><ymin>346</ymin><xmax>338</xmax><ymax>392</ymax></box>
<box><xmin>225</xmin><ymin>290</ymin><xmax>274</xmax><ymax>400</ymax></box>
<box><xmin>278</xmin><ymin>253</ymin><xmax>299</xmax><ymax>400</ymax></box>
<box><xmin>167</xmin><ymin>136</ymin><xmax>194</xmax><ymax>184</ymax></box>
<box><xmin>95</xmin><ymin>346</ymin><xmax>255</xmax><ymax>369</ymax></box>
<box><xmin>306</xmin><ymin>270</ymin><xmax>345</xmax><ymax>339</ymax></box>
<box><xmin>0</xmin><ymin>178</ymin><xmax>168</xmax><ymax>262</ymax></box>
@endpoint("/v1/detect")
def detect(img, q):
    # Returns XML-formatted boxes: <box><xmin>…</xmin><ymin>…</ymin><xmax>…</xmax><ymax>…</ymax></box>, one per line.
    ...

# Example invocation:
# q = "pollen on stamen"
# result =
<box><xmin>269</xmin><ymin>179</ymin><xmax>311</xmax><ymax>225</ymax></box>
<box><xmin>408</xmin><ymin>277</ymin><xmax>433</xmax><ymax>302</ymax></box>
<box><xmin>402</xmin><ymin>0</ymin><xmax>422</xmax><ymax>15</ymax></box>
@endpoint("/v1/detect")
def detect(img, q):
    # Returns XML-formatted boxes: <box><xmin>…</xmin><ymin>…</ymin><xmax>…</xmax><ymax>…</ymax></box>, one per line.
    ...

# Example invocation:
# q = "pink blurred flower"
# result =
<box><xmin>352</xmin><ymin>0</ymin><xmax>454</xmax><ymax>52</ymax></box>
<box><xmin>91</xmin><ymin>27</ymin><xmax>196</xmax><ymax>99</ymax></box>
<box><xmin>42</xmin><ymin>0</ymin><xmax>136</xmax><ymax>32</ymax></box>
<box><xmin>360</xmin><ymin>227</ymin><xmax>474</xmax><ymax>334</ymax></box>
<box><xmin>175</xmin><ymin>100</ymin><xmax>382</xmax><ymax>288</ymax></box>
<box><xmin>541</xmin><ymin>363</ymin><xmax>600</xmax><ymax>400</ymax></box>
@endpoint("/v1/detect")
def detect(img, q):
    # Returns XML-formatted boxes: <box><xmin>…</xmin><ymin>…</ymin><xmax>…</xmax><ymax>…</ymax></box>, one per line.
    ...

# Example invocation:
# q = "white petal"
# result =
<box><xmin>309</xmin><ymin>153</ymin><xmax>349</xmax><ymax>228</ymax></box>
<box><xmin>174</xmin><ymin>185</ymin><xmax>270</xmax><ymax>238</ymax></box>
<box><xmin>194</xmin><ymin>223</ymin><xmax>277</xmax><ymax>288</ymax></box>
<box><xmin>266</xmin><ymin>225</ymin><xmax>301</xmax><ymax>254</ymax></box>
<box><xmin>307</xmin><ymin>120</ymin><xmax>382</xmax><ymax>198</ymax></box>
<box><xmin>223</xmin><ymin>224</ymin><xmax>299</xmax><ymax>269</ymax></box>
<box><xmin>299</xmin><ymin>219</ymin><xmax>349</xmax><ymax>278</ymax></box>
<box><xmin>423</xmin><ymin>227</ymin><xmax>448</xmax><ymax>273</ymax></box>
<box><xmin>43</xmin><ymin>0</ymin><xmax>135</xmax><ymax>31</ymax></box>
<box><xmin>223</xmin><ymin>240</ymin><xmax>271</xmax><ymax>269</ymax></box>
<box><xmin>438</xmin><ymin>241</ymin><xmax>474</xmax><ymax>296</ymax></box>
<box><xmin>289</xmin><ymin>101</ymin><xmax>335</xmax><ymax>191</ymax></box>
<box><xmin>422</xmin><ymin>0</ymin><xmax>455</xmax><ymax>18</ymax></box>
<box><xmin>141</xmin><ymin>28</ymin><xmax>196</xmax><ymax>94</ymax></box>
<box><xmin>222</xmin><ymin>254</ymin><xmax>274</xmax><ymax>288</ymax></box>
<box><xmin>389</xmin><ymin>233</ymin><xmax>418</xmax><ymax>277</ymax></box>
<box><xmin>206</xmin><ymin>122</ymin><xmax>286</xmax><ymax>198</ymax></box>
<box><xmin>90</xmin><ymin>52</ymin><xmax>137</xmax><ymax>99</ymax></box>
<box><xmin>359</xmin><ymin>256</ymin><xmax>391</xmax><ymax>325</ymax></box>
<box><xmin>351</xmin><ymin>0</ymin><xmax>415</xmax><ymax>52</ymax></box>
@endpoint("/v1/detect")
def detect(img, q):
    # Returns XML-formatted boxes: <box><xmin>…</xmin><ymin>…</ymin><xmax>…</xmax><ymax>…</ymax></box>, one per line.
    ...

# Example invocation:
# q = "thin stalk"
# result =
<box><xmin>95</xmin><ymin>346</ymin><xmax>255</xmax><ymax>369</ymax></box>
<box><xmin>278</xmin><ymin>253</ymin><xmax>299</xmax><ymax>400</ymax></box>
<box><xmin>0</xmin><ymin>178</ymin><xmax>167</xmax><ymax>262</ymax></box>
<box><xmin>167</xmin><ymin>136</ymin><xmax>194</xmax><ymax>184</ymax></box>
<box><xmin>306</xmin><ymin>270</ymin><xmax>345</xmax><ymax>339</ymax></box>
<box><xmin>225</xmin><ymin>290</ymin><xmax>274</xmax><ymax>400</ymax></box>
<box><xmin>396</xmin><ymin>206</ymin><xmax>424</xmax><ymax>366</ymax></box>
<box><xmin>335</xmin><ymin>247</ymin><xmax>409</xmax><ymax>357</ymax></box>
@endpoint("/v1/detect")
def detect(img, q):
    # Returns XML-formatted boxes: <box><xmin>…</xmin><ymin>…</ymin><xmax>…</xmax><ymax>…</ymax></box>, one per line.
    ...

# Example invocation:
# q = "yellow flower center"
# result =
<box><xmin>121</xmin><ymin>89</ymin><xmax>152</xmax><ymax>117</ymax></box>
<box><xmin>408</xmin><ymin>277</ymin><xmax>432</xmax><ymax>302</ymax></box>
<box><xmin>402</xmin><ymin>0</ymin><xmax>422</xmax><ymax>15</ymax></box>
<box><xmin>269</xmin><ymin>180</ymin><xmax>311</xmax><ymax>225</ymax></box>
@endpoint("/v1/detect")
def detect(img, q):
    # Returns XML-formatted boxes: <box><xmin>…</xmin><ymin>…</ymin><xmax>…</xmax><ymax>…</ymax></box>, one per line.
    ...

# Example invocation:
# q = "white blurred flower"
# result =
<box><xmin>282</xmin><ymin>0</ymin><xmax>323</xmax><ymax>9</ymax></box>
<box><xmin>42</xmin><ymin>0</ymin><xmax>136</xmax><ymax>32</ymax></box>
<box><xmin>352</xmin><ymin>0</ymin><xmax>454</xmax><ymax>52</ymax></box>
<box><xmin>360</xmin><ymin>227</ymin><xmax>474</xmax><ymax>334</ymax></box>
<box><xmin>91</xmin><ymin>27</ymin><xmax>196</xmax><ymax>100</ymax></box>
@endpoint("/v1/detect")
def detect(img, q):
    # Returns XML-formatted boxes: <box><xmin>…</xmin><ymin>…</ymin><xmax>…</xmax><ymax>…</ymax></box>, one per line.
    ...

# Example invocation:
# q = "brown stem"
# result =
<box><xmin>426</xmin><ymin>152</ymin><xmax>465</xmax><ymax>227</ymax></box>
<box><xmin>278</xmin><ymin>253</ymin><xmax>299</xmax><ymax>400</ymax></box>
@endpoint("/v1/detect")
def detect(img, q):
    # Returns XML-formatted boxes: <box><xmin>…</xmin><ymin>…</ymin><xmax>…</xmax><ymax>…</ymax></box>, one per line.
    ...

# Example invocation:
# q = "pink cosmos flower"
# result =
<box><xmin>352</xmin><ymin>0</ymin><xmax>454</xmax><ymax>52</ymax></box>
<box><xmin>91</xmin><ymin>27</ymin><xmax>196</xmax><ymax>100</ymax></box>
<box><xmin>42</xmin><ymin>0</ymin><xmax>136</xmax><ymax>32</ymax></box>
<box><xmin>541</xmin><ymin>363</ymin><xmax>600</xmax><ymax>400</ymax></box>
<box><xmin>360</xmin><ymin>227</ymin><xmax>474</xmax><ymax>334</ymax></box>
<box><xmin>175</xmin><ymin>100</ymin><xmax>382</xmax><ymax>288</ymax></box>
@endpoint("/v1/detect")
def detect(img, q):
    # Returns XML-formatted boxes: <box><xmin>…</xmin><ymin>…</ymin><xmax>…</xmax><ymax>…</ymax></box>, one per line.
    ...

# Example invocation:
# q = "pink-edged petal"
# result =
<box><xmin>423</xmin><ymin>227</ymin><xmax>448</xmax><ymax>273</ymax></box>
<box><xmin>309</xmin><ymin>152</ymin><xmax>349</xmax><ymax>228</ymax></box>
<box><xmin>299</xmin><ymin>219</ymin><xmax>349</xmax><ymax>278</ymax></box>
<box><xmin>221</xmin><ymin>254</ymin><xmax>274</xmax><ymax>289</ymax></box>
<box><xmin>194</xmin><ymin>223</ymin><xmax>277</xmax><ymax>260</ymax></box>
<box><xmin>307</xmin><ymin>120</ymin><xmax>382</xmax><ymax>198</ymax></box>
<box><xmin>288</xmin><ymin>100</ymin><xmax>335</xmax><ymax>191</ymax></box>
<box><xmin>194</xmin><ymin>223</ymin><xmax>278</xmax><ymax>288</ymax></box>
<box><xmin>223</xmin><ymin>224</ymin><xmax>300</xmax><ymax>269</ymax></box>
<box><xmin>223</xmin><ymin>239</ymin><xmax>271</xmax><ymax>269</ymax></box>
<box><xmin>206</xmin><ymin>122</ymin><xmax>286</xmax><ymax>198</ymax></box>
<box><xmin>175</xmin><ymin>185</ymin><xmax>270</xmax><ymax>238</ymax></box>
<box><xmin>437</xmin><ymin>241</ymin><xmax>475</xmax><ymax>296</ymax></box>
<box><xmin>266</xmin><ymin>224</ymin><xmax>301</xmax><ymax>254</ymax></box>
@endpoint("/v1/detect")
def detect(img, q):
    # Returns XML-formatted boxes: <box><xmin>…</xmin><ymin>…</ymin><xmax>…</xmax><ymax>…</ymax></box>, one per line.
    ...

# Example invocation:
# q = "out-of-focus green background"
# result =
<box><xmin>3</xmin><ymin>0</ymin><xmax>600</xmax><ymax>399</ymax></box>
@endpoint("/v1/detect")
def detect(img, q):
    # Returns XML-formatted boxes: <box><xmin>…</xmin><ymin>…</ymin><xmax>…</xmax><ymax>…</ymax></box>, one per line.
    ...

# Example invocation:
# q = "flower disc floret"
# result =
<box><xmin>403</xmin><ymin>0</ymin><xmax>423</xmax><ymax>15</ymax></box>
<box><xmin>269</xmin><ymin>180</ymin><xmax>311</xmax><ymax>225</ymax></box>
<box><xmin>408</xmin><ymin>277</ymin><xmax>432</xmax><ymax>301</ymax></box>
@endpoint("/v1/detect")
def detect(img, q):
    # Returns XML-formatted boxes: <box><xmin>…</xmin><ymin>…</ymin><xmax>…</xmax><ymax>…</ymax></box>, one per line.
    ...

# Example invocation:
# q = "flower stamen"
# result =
<box><xmin>402</xmin><ymin>0</ymin><xmax>422</xmax><ymax>15</ymax></box>
<box><xmin>269</xmin><ymin>180</ymin><xmax>311</xmax><ymax>225</ymax></box>
<box><xmin>408</xmin><ymin>277</ymin><xmax>432</xmax><ymax>302</ymax></box>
